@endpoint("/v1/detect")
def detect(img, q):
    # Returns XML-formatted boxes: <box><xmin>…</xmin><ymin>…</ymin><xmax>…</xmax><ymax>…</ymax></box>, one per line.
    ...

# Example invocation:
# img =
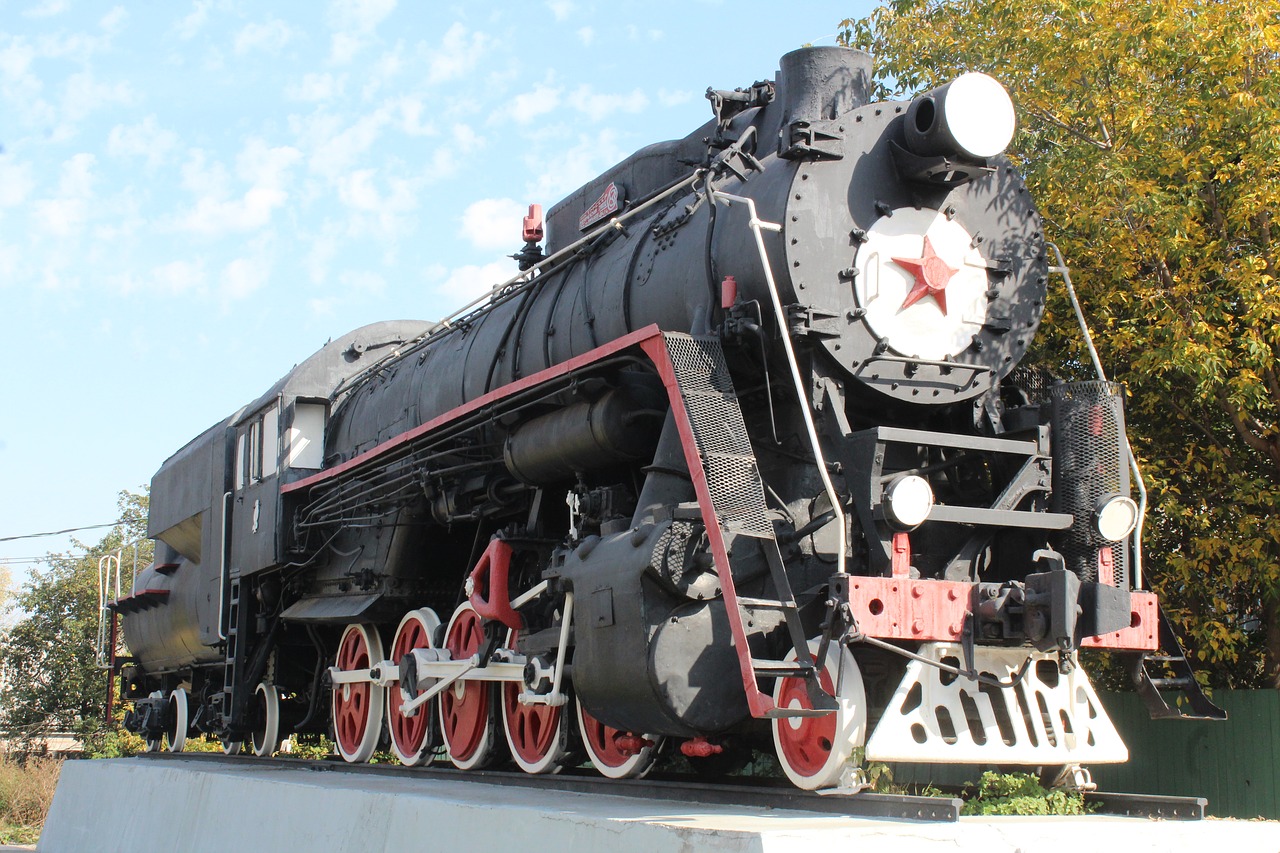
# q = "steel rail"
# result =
<box><xmin>144</xmin><ymin>752</ymin><xmax>962</xmax><ymax>821</ymax></box>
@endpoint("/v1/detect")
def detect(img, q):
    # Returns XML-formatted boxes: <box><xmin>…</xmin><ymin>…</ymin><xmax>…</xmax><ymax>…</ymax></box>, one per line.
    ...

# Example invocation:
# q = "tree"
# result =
<box><xmin>840</xmin><ymin>0</ymin><xmax>1280</xmax><ymax>686</ymax></box>
<box><xmin>0</xmin><ymin>491</ymin><xmax>151</xmax><ymax>739</ymax></box>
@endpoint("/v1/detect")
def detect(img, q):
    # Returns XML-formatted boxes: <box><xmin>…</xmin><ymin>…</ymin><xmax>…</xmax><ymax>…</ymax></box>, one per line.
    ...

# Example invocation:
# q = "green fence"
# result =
<box><xmin>1090</xmin><ymin>689</ymin><xmax>1280</xmax><ymax>820</ymax></box>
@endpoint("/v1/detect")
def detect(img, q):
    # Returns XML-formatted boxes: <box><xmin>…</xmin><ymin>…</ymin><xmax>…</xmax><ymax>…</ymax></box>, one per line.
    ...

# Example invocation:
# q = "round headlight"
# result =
<box><xmin>885</xmin><ymin>475</ymin><xmax>934</xmax><ymax>529</ymax></box>
<box><xmin>904</xmin><ymin>72</ymin><xmax>1017</xmax><ymax>161</ymax></box>
<box><xmin>1095</xmin><ymin>496</ymin><xmax>1139</xmax><ymax>542</ymax></box>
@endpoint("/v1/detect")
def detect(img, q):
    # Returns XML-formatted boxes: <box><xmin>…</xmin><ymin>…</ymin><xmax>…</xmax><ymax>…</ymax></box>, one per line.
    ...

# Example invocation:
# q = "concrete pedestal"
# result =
<box><xmin>40</xmin><ymin>757</ymin><xmax>1280</xmax><ymax>853</ymax></box>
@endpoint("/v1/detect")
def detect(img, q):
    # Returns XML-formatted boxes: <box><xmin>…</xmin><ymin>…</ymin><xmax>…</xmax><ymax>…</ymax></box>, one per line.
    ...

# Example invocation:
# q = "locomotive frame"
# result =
<box><xmin>109</xmin><ymin>46</ymin><xmax>1220</xmax><ymax>791</ymax></box>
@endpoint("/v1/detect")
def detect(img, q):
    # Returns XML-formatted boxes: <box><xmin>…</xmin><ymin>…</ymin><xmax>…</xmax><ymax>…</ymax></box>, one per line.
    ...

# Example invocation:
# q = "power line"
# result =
<box><xmin>0</xmin><ymin>521</ymin><xmax>126</xmax><ymax>544</ymax></box>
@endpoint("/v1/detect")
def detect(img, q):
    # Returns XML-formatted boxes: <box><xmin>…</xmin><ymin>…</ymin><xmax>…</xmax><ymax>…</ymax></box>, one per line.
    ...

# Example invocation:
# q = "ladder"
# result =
<box><xmin>1126</xmin><ymin>607</ymin><xmax>1226</xmax><ymax>721</ymax></box>
<box><xmin>658</xmin><ymin>332</ymin><xmax>833</xmax><ymax>718</ymax></box>
<box><xmin>221</xmin><ymin>578</ymin><xmax>245</xmax><ymax>729</ymax></box>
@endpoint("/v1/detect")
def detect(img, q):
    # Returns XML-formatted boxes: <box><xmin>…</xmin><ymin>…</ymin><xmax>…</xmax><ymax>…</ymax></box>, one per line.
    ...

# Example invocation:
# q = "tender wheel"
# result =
<box><xmin>501</xmin><ymin>629</ymin><xmax>572</xmax><ymax>774</ymax></box>
<box><xmin>332</xmin><ymin>622</ymin><xmax>385</xmax><ymax>763</ymax></box>
<box><xmin>387</xmin><ymin>608</ymin><xmax>441</xmax><ymax>766</ymax></box>
<box><xmin>143</xmin><ymin>690</ymin><xmax>164</xmax><ymax>752</ymax></box>
<box><xmin>439</xmin><ymin>602</ymin><xmax>501</xmax><ymax>769</ymax></box>
<box><xmin>771</xmin><ymin>640</ymin><xmax>867</xmax><ymax>790</ymax></box>
<box><xmin>166</xmin><ymin>687</ymin><xmax>189</xmax><ymax>753</ymax></box>
<box><xmin>575</xmin><ymin>698</ymin><xmax>657</xmax><ymax>779</ymax></box>
<box><xmin>222</xmin><ymin>737</ymin><xmax>244</xmax><ymax>755</ymax></box>
<box><xmin>251</xmin><ymin>683</ymin><xmax>281</xmax><ymax>757</ymax></box>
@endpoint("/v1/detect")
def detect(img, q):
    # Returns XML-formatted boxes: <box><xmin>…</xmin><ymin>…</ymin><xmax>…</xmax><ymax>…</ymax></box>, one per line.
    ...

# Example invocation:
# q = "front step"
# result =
<box><xmin>1125</xmin><ymin>607</ymin><xmax>1227</xmax><ymax>721</ymax></box>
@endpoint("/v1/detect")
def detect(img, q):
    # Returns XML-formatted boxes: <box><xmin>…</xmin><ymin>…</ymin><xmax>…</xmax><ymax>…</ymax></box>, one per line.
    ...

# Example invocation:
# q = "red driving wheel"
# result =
<box><xmin>386</xmin><ymin>608</ymin><xmax>440</xmax><ymax>766</ymax></box>
<box><xmin>575</xmin><ymin>699</ymin><xmax>657</xmax><ymax>779</ymax></box>
<box><xmin>332</xmin><ymin>623</ymin><xmax>384</xmax><ymax>763</ymax></box>
<box><xmin>439</xmin><ymin>602</ymin><xmax>499</xmax><ymax>769</ymax></box>
<box><xmin>501</xmin><ymin>629</ymin><xmax>571</xmax><ymax>774</ymax></box>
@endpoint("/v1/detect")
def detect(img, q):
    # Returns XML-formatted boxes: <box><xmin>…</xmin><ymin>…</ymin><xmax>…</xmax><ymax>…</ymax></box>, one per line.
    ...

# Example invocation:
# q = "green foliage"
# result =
<box><xmin>961</xmin><ymin>771</ymin><xmax>1088</xmax><ymax>816</ymax></box>
<box><xmin>286</xmin><ymin>734</ymin><xmax>336</xmax><ymax>760</ymax></box>
<box><xmin>840</xmin><ymin>0</ymin><xmax>1280</xmax><ymax>687</ymax></box>
<box><xmin>0</xmin><ymin>490</ymin><xmax>152</xmax><ymax>739</ymax></box>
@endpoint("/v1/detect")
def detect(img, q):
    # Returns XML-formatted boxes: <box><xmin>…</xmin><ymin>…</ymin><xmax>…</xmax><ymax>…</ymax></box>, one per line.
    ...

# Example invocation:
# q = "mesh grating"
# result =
<box><xmin>663</xmin><ymin>333</ymin><xmax>774</xmax><ymax>538</ymax></box>
<box><xmin>1048</xmin><ymin>381</ymin><xmax>1130</xmax><ymax>585</ymax></box>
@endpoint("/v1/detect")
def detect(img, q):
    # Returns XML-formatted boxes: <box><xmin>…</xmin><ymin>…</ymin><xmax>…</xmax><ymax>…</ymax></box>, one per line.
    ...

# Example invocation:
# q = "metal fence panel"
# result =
<box><xmin>1090</xmin><ymin>690</ymin><xmax>1279</xmax><ymax>819</ymax></box>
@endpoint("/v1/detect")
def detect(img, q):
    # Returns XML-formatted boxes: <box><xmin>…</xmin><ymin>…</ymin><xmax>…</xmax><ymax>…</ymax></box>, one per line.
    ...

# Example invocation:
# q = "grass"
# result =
<box><xmin>0</xmin><ymin>754</ymin><xmax>60</xmax><ymax>844</ymax></box>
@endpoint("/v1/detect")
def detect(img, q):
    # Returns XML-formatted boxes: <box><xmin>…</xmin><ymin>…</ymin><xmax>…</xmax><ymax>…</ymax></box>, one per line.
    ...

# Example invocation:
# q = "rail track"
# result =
<box><xmin>145</xmin><ymin>752</ymin><xmax>1207</xmax><ymax>821</ymax></box>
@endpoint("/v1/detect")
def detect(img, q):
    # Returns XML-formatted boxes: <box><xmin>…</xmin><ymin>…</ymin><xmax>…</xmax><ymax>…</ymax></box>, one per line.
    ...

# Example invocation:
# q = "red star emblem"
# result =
<box><xmin>893</xmin><ymin>236</ymin><xmax>959</xmax><ymax>314</ymax></box>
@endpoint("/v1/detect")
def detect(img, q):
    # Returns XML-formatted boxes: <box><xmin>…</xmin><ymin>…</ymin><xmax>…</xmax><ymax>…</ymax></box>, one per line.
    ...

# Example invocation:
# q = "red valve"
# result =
<box><xmin>614</xmin><ymin>734</ymin><xmax>655</xmax><ymax>756</ymax></box>
<box><xmin>523</xmin><ymin>203</ymin><xmax>544</xmax><ymax>243</ymax></box>
<box><xmin>720</xmin><ymin>275</ymin><xmax>738</xmax><ymax>309</ymax></box>
<box><xmin>679</xmin><ymin>737</ymin><xmax>724</xmax><ymax>758</ymax></box>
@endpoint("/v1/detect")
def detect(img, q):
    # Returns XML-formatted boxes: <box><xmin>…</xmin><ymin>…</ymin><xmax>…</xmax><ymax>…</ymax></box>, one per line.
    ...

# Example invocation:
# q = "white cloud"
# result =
<box><xmin>392</xmin><ymin>96</ymin><xmax>433</xmax><ymax>136</ymax></box>
<box><xmin>657</xmin><ymin>88</ymin><xmax>696</xmax><ymax>107</ymax></box>
<box><xmin>426</xmin><ymin>23</ymin><xmax>489</xmax><ymax>84</ymax></box>
<box><xmin>174</xmin><ymin>1</ymin><xmax>211</xmax><ymax>40</ymax></box>
<box><xmin>237</xmin><ymin>137</ymin><xmax>302</xmax><ymax>187</ymax></box>
<box><xmin>176</xmin><ymin>140</ymin><xmax>300</xmax><ymax>235</ymax></box>
<box><xmin>33</xmin><ymin>152</ymin><xmax>95</xmax><ymax>236</ymax></box>
<box><xmin>326</xmin><ymin>0</ymin><xmax>396</xmax><ymax>63</ymax></box>
<box><xmin>436</xmin><ymin>260</ymin><xmax>512</xmax><ymax>306</ymax></box>
<box><xmin>459</xmin><ymin>198</ymin><xmax>525</xmax><ymax>251</ymax></box>
<box><xmin>328</xmin><ymin>0</ymin><xmax>397</xmax><ymax>33</ymax></box>
<box><xmin>576</xmin><ymin>27</ymin><xmax>595</xmax><ymax>46</ymax></box>
<box><xmin>221</xmin><ymin>257</ymin><xmax>268</xmax><ymax>300</ymax></box>
<box><xmin>63</xmin><ymin>71</ymin><xmax>135</xmax><ymax>122</ymax></box>
<box><xmin>151</xmin><ymin>260</ymin><xmax>206</xmax><ymax>295</ymax></box>
<box><xmin>286</xmin><ymin>72</ymin><xmax>344</xmax><ymax>102</ymax></box>
<box><xmin>100</xmin><ymin>6</ymin><xmax>128</xmax><ymax>35</ymax></box>
<box><xmin>308</xmin><ymin>296</ymin><xmax>338</xmax><ymax>316</ymax></box>
<box><xmin>547</xmin><ymin>0</ymin><xmax>574</xmax><ymax>21</ymax></box>
<box><xmin>234</xmin><ymin>19</ymin><xmax>297</xmax><ymax>55</ymax></box>
<box><xmin>303</xmin><ymin>108</ymin><xmax>389</xmax><ymax>178</ymax></box>
<box><xmin>107</xmin><ymin>116</ymin><xmax>180</xmax><ymax>167</ymax></box>
<box><xmin>339</xmin><ymin>269</ymin><xmax>386</xmax><ymax>295</ymax></box>
<box><xmin>526</xmin><ymin>129</ymin><xmax>626</xmax><ymax>200</ymax></box>
<box><xmin>568</xmin><ymin>85</ymin><xmax>649</xmax><ymax>121</ymax></box>
<box><xmin>0</xmin><ymin>160</ymin><xmax>35</xmax><ymax>207</ymax></box>
<box><xmin>512</xmin><ymin>83</ymin><xmax>560</xmax><ymax>124</ymax></box>
<box><xmin>423</xmin><ymin>123</ymin><xmax>482</xmax><ymax>181</ymax></box>
<box><xmin>23</xmin><ymin>0</ymin><xmax>68</xmax><ymax>18</ymax></box>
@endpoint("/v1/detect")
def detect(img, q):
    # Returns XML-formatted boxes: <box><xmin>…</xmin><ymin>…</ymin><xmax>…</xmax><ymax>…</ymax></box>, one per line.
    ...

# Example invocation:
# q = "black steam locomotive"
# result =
<box><xmin>114</xmin><ymin>47</ymin><xmax>1209</xmax><ymax>790</ymax></box>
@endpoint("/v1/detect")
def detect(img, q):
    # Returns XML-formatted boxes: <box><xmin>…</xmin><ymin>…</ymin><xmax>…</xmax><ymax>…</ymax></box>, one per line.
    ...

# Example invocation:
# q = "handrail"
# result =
<box><xmin>1049</xmin><ymin>243</ymin><xmax>1147</xmax><ymax>589</ymax></box>
<box><xmin>710</xmin><ymin>189</ymin><xmax>848</xmax><ymax>576</ymax></box>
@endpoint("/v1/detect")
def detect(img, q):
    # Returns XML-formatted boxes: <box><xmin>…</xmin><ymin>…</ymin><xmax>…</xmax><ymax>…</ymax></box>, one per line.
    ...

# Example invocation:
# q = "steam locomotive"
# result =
<box><xmin>113</xmin><ymin>47</ymin><xmax>1209</xmax><ymax>790</ymax></box>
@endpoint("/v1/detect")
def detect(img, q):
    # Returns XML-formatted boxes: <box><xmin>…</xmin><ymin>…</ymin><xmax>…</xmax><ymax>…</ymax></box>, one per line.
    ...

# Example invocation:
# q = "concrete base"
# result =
<box><xmin>41</xmin><ymin>758</ymin><xmax>1280</xmax><ymax>853</ymax></box>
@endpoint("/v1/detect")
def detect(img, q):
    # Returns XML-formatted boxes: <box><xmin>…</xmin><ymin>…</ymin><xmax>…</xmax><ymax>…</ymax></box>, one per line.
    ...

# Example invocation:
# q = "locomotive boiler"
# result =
<box><xmin>112</xmin><ymin>46</ymin><xmax>1216</xmax><ymax>790</ymax></box>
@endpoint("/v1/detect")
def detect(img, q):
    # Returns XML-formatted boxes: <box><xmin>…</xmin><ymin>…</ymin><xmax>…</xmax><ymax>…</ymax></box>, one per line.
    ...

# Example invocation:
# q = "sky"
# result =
<box><xmin>0</xmin><ymin>0</ymin><xmax>879</xmax><ymax>586</ymax></box>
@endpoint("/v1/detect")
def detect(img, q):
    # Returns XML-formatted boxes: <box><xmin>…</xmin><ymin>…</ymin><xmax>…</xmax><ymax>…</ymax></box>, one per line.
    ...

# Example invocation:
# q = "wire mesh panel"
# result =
<box><xmin>1048</xmin><ymin>380</ymin><xmax>1130</xmax><ymax>585</ymax></box>
<box><xmin>663</xmin><ymin>333</ymin><xmax>774</xmax><ymax>538</ymax></box>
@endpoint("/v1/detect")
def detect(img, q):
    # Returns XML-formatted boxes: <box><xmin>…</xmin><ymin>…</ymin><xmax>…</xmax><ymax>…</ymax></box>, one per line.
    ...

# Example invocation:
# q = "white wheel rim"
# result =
<box><xmin>575</xmin><ymin>698</ymin><xmax>656</xmax><ymax>779</ymax></box>
<box><xmin>387</xmin><ymin>608</ymin><xmax>441</xmax><ymax>766</ymax></box>
<box><xmin>770</xmin><ymin>640</ymin><xmax>866</xmax><ymax>790</ymax></box>
<box><xmin>501</xmin><ymin>628</ymin><xmax>571</xmax><ymax>774</ymax></box>
<box><xmin>438</xmin><ymin>602</ymin><xmax>499</xmax><ymax>770</ymax></box>
<box><xmin>331</xmin><ymin>623</ymin><xmax>385</xmax><ymax>763</ymax></box>
<box><xmin>166</xmin><ymin>687</ymin><xmax>189</xmax><ymax>753</ymax></box>
<box><xmin>252</xmin><ymin>683</ymin><xmax>281</xmax><ymax>757</ymax></box>
<box><xmin>222</xmin><ymin>738</ymin><xmax>242</xmax><ymax>755</ymax></box>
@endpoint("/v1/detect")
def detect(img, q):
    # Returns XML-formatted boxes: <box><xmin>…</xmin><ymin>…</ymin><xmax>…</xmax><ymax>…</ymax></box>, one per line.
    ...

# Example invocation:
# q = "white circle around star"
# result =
<box><xmin>853</xmin><ymin>207</ymin><xmax>991</xmax><ymax>361</ymax></box>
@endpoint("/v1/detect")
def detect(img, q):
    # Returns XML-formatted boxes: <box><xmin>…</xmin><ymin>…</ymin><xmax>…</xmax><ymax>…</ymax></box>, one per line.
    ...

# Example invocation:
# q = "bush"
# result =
<box><xmin>961</xmin><ymin>771</ymin><xmax>1088</xmax><ymax>816</ymax></box>
<box><xmin>0</xmin><ymin>755</ymin><xmax>61</xmax><ymax>843</ymax></box>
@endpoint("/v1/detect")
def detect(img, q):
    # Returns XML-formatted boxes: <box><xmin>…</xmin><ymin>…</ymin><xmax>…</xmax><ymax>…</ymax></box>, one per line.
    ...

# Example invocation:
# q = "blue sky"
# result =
<box><xmin>0</xmin><ymin>0</ymin><xmax>878</xmax><ymax>583</ymax></box>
